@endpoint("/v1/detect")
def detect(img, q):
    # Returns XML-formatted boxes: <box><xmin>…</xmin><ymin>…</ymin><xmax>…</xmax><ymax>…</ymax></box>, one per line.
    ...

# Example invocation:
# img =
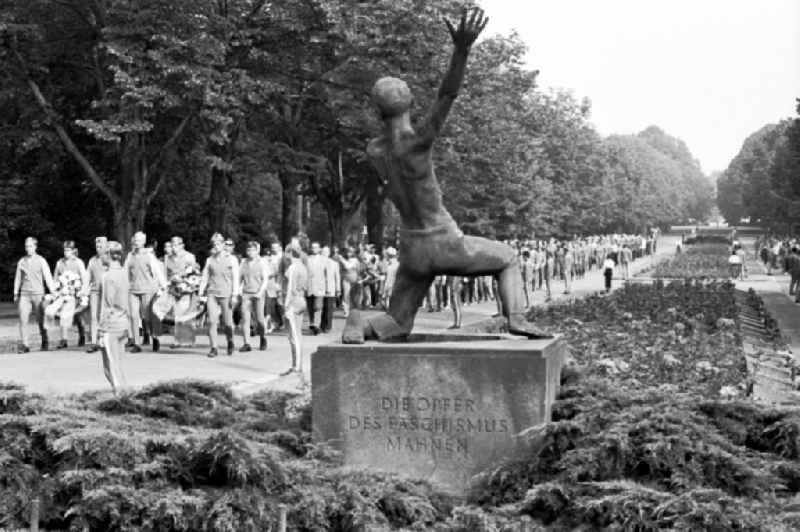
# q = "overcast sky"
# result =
<box><xmin>481</xmin><ymin>0</ymin><xmax>800</xmax><ymax>175</ymax></box>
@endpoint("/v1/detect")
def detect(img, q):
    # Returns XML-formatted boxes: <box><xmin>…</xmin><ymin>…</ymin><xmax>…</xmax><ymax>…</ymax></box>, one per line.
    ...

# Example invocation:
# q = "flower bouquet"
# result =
<box><xmin>154</xmin><ymin>264</ymin><xmax>205</xmax><ymax>333</ymax></box>
<box><xmin>169</xmin><ymin>264</ymin><xmax>202</xmax><ymax>298</ymax></box>
<box><xmin>44</xmin><ymin>270</ymin><xmax>87</xmax><ymax>324</ymax></box>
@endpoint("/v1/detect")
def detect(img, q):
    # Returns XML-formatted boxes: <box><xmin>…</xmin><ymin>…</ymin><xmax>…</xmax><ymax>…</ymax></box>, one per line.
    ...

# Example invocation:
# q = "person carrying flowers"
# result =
<box><xmin>161</xmin><ymin>236</ymin><xmax>200</xmax><ymax>348</ymax></box>
<box><xmin>47</xmin><ymin>240</ymin><xmax>89</xmax><ymax>349</ymax></box>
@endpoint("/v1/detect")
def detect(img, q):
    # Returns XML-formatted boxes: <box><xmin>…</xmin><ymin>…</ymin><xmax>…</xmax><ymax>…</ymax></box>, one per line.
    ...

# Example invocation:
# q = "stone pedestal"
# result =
<box><xmin>311</xmin><ymin>333</ymin><xmax>566</xmax><ymax>494</ymax></box>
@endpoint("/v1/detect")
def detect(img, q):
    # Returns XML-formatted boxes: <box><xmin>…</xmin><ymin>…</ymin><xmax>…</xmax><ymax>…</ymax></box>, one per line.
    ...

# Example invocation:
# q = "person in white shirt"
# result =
<box><xmin>199</xmin><ymin>233</ymin><xmax>241</xmax><ymax>357</ymax></box>
<box><xmin>13</xmin><ymin>237</ymin><xmax>56</xmax><ymax>353</ymax></box>
<box><xmin>320</xmin><ymin>246</ymin><xmax>340</xmax><ymax>333</ymax></box>
<box><xmin>239</xmin><ymin>241</ymin><xmax>269</xmax><ymax>351</ymax></box>
<box><xmin>382</xmin><ymin>247</ymin><xmax>399</xmax><ymax>309</ymax></box>
<box><xmin>728</xmin><ymin>249</ymin><xmax>743</xmax><ymax>280</ymax></box>
<box><xmin>305</xmin><ymin>242</ymin><xmax>327</xmax><ymax>334</ymax></box>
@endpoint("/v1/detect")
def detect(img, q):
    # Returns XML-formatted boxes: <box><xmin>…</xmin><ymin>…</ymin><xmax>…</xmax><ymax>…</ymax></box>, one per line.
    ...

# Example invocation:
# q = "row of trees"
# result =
<box><xmin>716</xmin><ymin>99</ymin><xmax>800</xmax><ymax>231</ymax></box>
<box><xmin>0</xmin><ymin>0</ymin><xmax>714</xmax><ymax>297</ymax></box>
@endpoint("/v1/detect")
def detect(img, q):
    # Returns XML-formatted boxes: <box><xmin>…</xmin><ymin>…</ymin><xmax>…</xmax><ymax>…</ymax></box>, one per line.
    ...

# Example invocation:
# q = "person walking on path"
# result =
<box><xmin>787</xmin><ymin>246</ymin><xmax>800</xmax><ymax>300</ymax></box>
<box><xmin>544</xmin><ymin>250</ymin><xmax>555</xmax><ymax>302</ymax></box>
<box><xmin>382</xmin><ymin>247</ymin><xmax>399</xmax><ymax>310</ymax></box>
<box><xmin>321</xmin><ymin>246</ymin><xmax>341</xmax><ymax>333</ymax></box>
<box><xmin>603</xmin><ymin>255</ymin><xmax>615</xmax><ymax>293</ymax></box>
<box><xmin>736</xmin><ymin>244</ymin><xmax>747</xmax><ymax>280</ymax></box>
<box><xmin>13</xmin><ymin>237</ymin><xmax>56</xmax><ymax>353</ymax></box>
<box><xmin>447</xmin><ymin>275</ymin><xmax>463</xmax><ymax>329</ymax></box>
<box><xmin>521</xmin><ymin>249</ymin><xmax>533</xmax><ymax>307</ymax></box>
<box><xmin>199</xmin><ymin>233</ymin><xmax>241</xmax><ymax>358</ymax></box>
<box><xmin>164</xmin><ymin>236</ymin><xmax>199</xmax><ymax>348</ymax></box>
<box><xmin>239</xmin><ymin>241</ymin><xmax>269</xmax><ymax>352</ymax></box>
<box><xmin>340</xmin><ymin>247</ymin><xmax>360</xmax><ymax>317</ymax></box>
<box><xmin>51</xmin><ymin>240</ymin><xmax>89</xmax><ymax>349</ymax></box>
<box><xmin>98</xmin><ymin>241</ymin><xmax>130</xmax><ymax>396</ymax></box>
<box><xmin>305</xmin><ymin>242</ymin><xmax>326</xmax><ymax>334</ymax></box>
<box><xmin>619</xmin><ymin>244</ymin><xmax>633</xmax><ymax>280</ymax></box>
<box><xmin>85</xmin><ymin>237</ymin><xmax>109</xmax><ymax>353</ymax></box>
<box><xmin>124</xmin><ymin>231</ymin><xmax>167</xmax><ymax>353</ymax></box>
<box><xmin>728</xmin><ymin>249</ymin><xmax>743</xmax><ymax>280</ymax></box>
<box><xmin>563</xmin><ymin>244</ymin><xmax>574</xmax><ymax>295</ymax></box>
<box><xmin>282</xmin><ymin>246</ymin><xmax>308</xmax><ymax>375</ymax></box>
<box><xmin>265</xmin><ymin>242</ymin><xmax>284</xmax><ymax>333</ymax></box>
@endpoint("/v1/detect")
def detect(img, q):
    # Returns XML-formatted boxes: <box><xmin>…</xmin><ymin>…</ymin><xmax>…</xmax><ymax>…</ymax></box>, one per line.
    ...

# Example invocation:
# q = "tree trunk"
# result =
<box><xmin>112</xmin><ymin>202</ymin><xmax>146</xmax><ymax>247</ymax></box>
<box><xmin>327</xmin><ymin>209</ymin><xmax>344</xmax><ymax>248</ymax></box>
<box><xmin>208</xmin><ymin>166</ymin><xmax>232</xmax><ymax>234</ymax></box>
<box><xmin>279</xmin><ymin>173</ymin><xmax>295</xmax><ymax>247</ymax></box>
<box><xmin>365</xmin><ymin>174</ymin><xmax>385</xmax><ymax>253</ymax></box>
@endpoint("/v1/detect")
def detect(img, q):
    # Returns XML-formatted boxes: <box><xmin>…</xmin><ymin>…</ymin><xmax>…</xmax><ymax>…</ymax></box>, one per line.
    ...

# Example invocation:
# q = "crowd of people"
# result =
<box><xmin>755</xmin><ymin>235</ymin><xmax>800</xmax><ymax>302</ymax></box>
<box><xmin>12</xmin><ymin>229</ymin><xmax>659</xmax><ymax>393</ymax></box>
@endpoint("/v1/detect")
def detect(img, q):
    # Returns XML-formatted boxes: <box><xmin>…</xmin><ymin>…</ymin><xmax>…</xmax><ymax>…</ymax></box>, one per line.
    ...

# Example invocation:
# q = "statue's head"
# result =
<box><xmin>372</xmin><ymin>77</ymin><xmax>412</xmax><ymax>118</ymax></box>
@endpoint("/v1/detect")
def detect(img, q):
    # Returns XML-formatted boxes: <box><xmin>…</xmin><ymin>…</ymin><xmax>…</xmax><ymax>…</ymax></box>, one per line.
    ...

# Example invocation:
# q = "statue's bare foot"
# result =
<box><xmin>342</xmin><ymin>310</ymin><xmax>366</xmax><ymax>344</ymax></box>
<box><xmin>508</xmin><ymin>314</ymin><xmax>553</xmax><ymax>339</ymax></box>
<box><xmin>447</xmin><ymin>324</ymin><xmax>461</xmax><ymax>330</ymax></box>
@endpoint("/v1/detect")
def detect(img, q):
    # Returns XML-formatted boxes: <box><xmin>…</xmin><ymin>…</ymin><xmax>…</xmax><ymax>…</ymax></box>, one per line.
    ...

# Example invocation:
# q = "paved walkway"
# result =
<box><xmin>0</xmin><ymin>238</ymin><xmax>677</xmax><ymax>396</ymax></box>
<box><xmin>732</xmin><ymin>238</ymin><xmax>799</xmax><ymax>359</ymax></box>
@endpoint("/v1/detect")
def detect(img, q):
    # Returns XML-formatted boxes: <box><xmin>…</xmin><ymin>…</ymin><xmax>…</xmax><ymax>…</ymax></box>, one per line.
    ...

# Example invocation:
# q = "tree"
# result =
<box><xmin>716</xmin><ymin>121</ymin><xmax>791</xmax><ymax>227</ymax></box>
<box><xmin>0</xmin><ymin>0</ymin><xmax>258</xmax><ymax>243</ymax></box>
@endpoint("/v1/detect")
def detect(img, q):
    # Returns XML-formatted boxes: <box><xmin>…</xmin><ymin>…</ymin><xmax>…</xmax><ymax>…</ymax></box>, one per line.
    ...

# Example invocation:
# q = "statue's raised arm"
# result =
<box><xmin>418</xmin><ymin>7</ymin><xmax>488</xmax><ymax>145</ymax></box>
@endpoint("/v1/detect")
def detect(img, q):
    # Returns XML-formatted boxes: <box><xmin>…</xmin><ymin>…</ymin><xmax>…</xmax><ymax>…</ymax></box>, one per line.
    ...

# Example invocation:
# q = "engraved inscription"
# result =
<box><xmin>344</xmin><ymin>396</ymin><xmax>512</xmax><ymax>459</ymax></box>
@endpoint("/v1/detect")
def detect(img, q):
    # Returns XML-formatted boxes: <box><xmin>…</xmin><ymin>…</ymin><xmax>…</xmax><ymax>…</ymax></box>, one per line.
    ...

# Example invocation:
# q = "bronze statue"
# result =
<box><xmin>343</xmin><ymin>7</ymin><xmax>552</xmax><ymax>343</ymax></box>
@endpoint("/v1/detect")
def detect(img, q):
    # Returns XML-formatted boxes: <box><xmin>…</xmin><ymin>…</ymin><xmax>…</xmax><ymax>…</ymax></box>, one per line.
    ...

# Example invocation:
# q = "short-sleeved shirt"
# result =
<box><xmin>205</xmin><ymin>254</ymin><xmax>239</xmax><ymax>297</ymax></box>
<box><xmin>99</xmin><ymin>265</ymin><xmax>129</xmax><ymax>332</ymax></box>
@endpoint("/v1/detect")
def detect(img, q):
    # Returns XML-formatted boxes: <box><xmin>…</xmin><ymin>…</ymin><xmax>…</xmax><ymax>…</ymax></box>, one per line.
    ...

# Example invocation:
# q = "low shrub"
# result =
<box><xmin>648</xmin><ymin>243</ymin><xmax>732</xmax><ymax>278</ymax></box>
<box><xmin>2</xmin><ymin>281</ymin><xmax>798</xmax><ymax>530</ymax></box>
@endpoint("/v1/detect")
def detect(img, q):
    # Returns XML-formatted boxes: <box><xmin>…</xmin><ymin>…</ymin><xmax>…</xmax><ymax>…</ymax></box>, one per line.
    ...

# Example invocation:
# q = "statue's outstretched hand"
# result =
<box><xmin>444</xmin><ymin>7</ymin><xmax>488</xmax><ymax>50</ymax></box>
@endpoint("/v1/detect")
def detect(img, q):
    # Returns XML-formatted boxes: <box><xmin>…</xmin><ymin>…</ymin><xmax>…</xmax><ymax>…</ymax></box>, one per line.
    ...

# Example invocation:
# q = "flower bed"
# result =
<box><xmin>648</xmin><ymin>243</ymin><xmax>732</xmax><ymax>278</ymax></box>
<box><xmin>2</xmin><ymin>282</ymin><xmax>799</xmax><ymax>530</ymax></box>
<box><xmin>683</xmin><ymin>234</ymin><xmax>732</xmax><ymax>245</ymax></box>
